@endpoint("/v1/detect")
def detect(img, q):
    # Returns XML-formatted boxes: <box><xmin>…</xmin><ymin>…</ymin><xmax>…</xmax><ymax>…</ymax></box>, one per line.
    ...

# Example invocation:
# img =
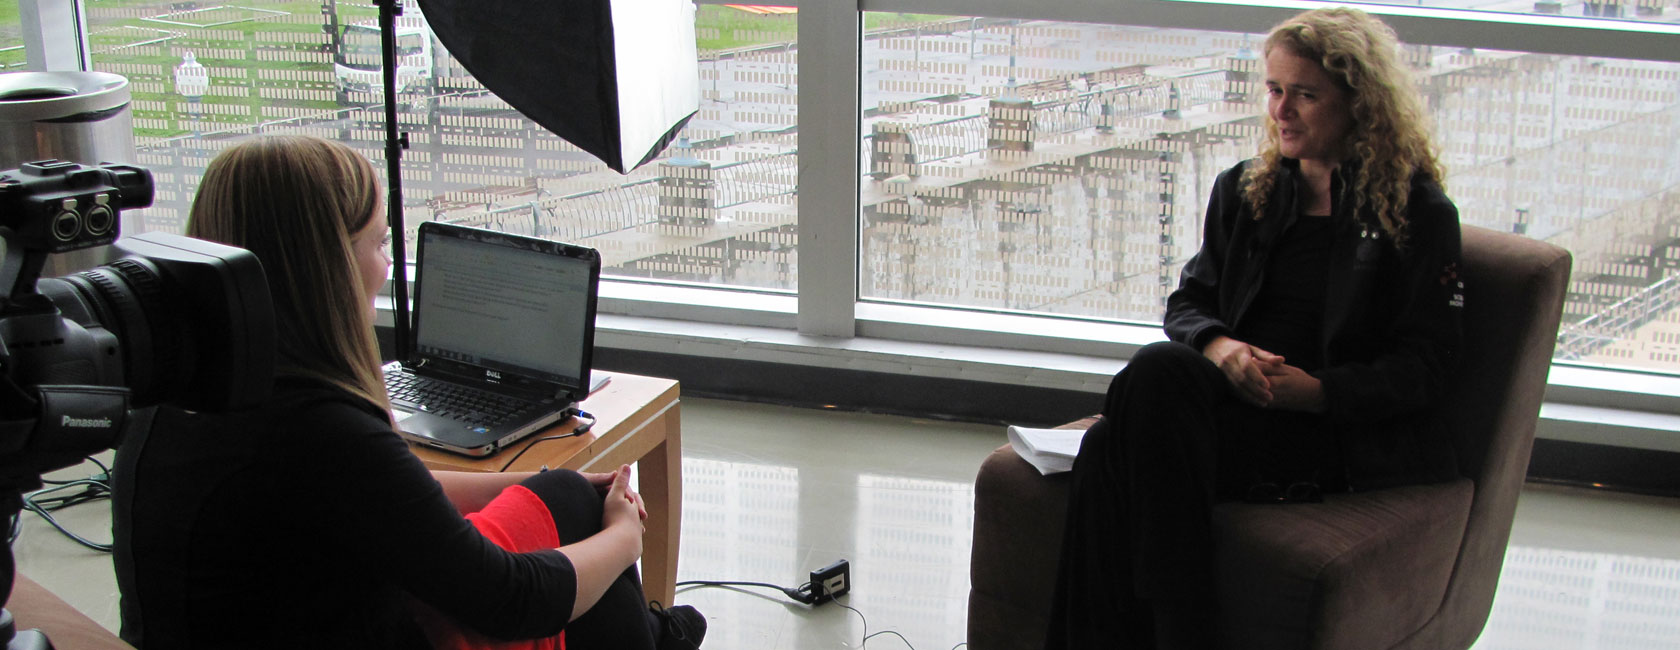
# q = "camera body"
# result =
<box><xmin>0</xmin><ymin>159</ymin><xmax>275</xmax><ymax>493</ymax></box>
<box><xmin>0</xmin><ymin>159</ymin><xmax>275</xmax><ymax>646</ymax></box>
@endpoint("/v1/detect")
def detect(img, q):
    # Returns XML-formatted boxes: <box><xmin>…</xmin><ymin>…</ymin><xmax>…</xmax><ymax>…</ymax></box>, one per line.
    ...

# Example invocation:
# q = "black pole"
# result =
<box><xmin>323</xmin><ymin>0</ymin><xmax>345</xmax><ymax>103</ymax></box>
<box><xmin>376</xmin><ymin>0</ymin><xmax>412</xmax><ymax>360</ymax></box>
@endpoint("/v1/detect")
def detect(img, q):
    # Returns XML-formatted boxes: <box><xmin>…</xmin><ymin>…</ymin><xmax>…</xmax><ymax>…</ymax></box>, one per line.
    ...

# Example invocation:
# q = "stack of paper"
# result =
<box><xmin>1006</xmin><ymin>425</ymin><xmax>1087</xmax><ymax>475</ymax></box>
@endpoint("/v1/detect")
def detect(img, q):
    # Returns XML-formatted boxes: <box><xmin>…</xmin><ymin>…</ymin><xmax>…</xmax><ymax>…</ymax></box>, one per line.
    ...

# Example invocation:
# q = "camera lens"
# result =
<box><xmin>52</xmin><ymin>209</ymin><xmax>81</xmax><ymax>241</ymax></box>
<box><xmin>40</xmin><ymin>257</ymin><xmax>180</xmax><ymax>407</ymax></box>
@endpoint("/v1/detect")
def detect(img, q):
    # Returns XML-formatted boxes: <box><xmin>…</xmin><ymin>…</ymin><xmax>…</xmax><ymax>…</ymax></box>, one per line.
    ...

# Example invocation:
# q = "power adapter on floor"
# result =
<box><xmin>803</xmin><ymin>559</ymin><xmax>850</xmax><ymax>606</ymax></box>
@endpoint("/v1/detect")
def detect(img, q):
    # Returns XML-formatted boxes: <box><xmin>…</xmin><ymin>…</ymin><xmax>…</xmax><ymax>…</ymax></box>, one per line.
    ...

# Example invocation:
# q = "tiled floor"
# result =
<box><xmin>11</xmin><ymin>396</ymin><xmax>1680</xmax><ymax>649</ymax></box>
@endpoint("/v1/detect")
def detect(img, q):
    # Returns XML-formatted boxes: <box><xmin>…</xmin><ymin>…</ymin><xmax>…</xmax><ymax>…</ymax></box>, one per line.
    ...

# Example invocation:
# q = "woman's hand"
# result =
<box><xmin>1203</xmin><ymin>335</ymin><xmax>1284</xmax><ymax>407</ymax></box>
<box><xmin>601</xmin><ymin>465</ymin><xmax>646</xmax><ymax>557</ymax></box>
<box><xmin>563</xmin><ymin>464</ymin><xmax>647</xmax><ymax>621</ymax></box>
<box><xmin>1261</xmin><ymin>363</ymin><xmax>1328</xmax><ymax>413</ymax></box>
<box><xmin>585</xmin><ymin>467</ymin><xmax>647</xmax><ymax>521</ymax></box>
<box><xmin>580</xmin><ymin>470</ymin><xmax>615</xmax><ymax>490</ymax></box>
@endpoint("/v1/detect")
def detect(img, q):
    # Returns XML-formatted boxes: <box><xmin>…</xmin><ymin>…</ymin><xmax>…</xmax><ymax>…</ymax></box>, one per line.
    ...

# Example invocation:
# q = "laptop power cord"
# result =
<box><xmin>675</xmin><ymin>558</ymin><xmax>850</xmax><ymax>606</ymax></box>
<box><xmin>676</xmin><ymin>560</ymin><xmax>969</xmax><ymax>649</ymax></box>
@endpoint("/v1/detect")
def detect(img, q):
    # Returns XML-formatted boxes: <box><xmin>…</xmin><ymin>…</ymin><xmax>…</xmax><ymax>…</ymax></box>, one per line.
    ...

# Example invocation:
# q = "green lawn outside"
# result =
<box><xmin>3</xmin><ymin>0</ymin><xmax>26</xmax><ymax>69</ymax></box>
<box><xmin>696</xmin><ymin>5</ymin><xmax>796</xmax><ymax>52</ymax></box>
<box><xmin>863</xmin><ymin>12</ymin><xmax>955</xmax><ymax>31</ymax></box>
<box><xmin>0</xmin><ymin>2</ymin><xmax>20</xmax><ymax>31</ymax></box>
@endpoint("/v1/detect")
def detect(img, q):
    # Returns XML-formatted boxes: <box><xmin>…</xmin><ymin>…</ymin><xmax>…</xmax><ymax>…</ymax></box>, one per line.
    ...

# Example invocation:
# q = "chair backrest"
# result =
<box><xmin>1400</xmin><ymin>225</ymin><xmax>1571</xmax><ymax>649</ymax></box>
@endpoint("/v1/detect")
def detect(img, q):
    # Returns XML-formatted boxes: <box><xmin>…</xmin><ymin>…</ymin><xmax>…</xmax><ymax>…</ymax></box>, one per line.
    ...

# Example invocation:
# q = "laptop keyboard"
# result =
<box><xmin>384</xmin><ymin>368</ymin><xmax>537</xmax><ymax>428</ymax></box>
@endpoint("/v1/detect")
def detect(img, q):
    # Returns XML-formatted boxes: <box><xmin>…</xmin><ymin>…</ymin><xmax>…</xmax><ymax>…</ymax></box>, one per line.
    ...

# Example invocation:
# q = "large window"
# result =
<box><xmin>856</xmin><ymin>11</ymin><xmax>1680</xmax><ymax>373</ymax></box>
<box><xmin>84</xmin><ymin>0</ymin><xmax>799</xmax><ymax>291</ymax></box>
<box><xmin>858</xmin><ymin>17</ymin><xmax>1258</xmax><ymax>323</ymax></box>
<box><xmin>13</xmin><ymin>1</ymin><xmax>1680</xmax><ymax>379</ymax></box>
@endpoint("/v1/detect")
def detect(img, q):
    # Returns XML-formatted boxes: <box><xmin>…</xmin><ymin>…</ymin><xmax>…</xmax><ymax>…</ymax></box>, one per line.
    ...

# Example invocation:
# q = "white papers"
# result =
<box><xmin>1006</xmin><ymin>425</ymin><xmax>1086</xmax><ymax>475</ymax></box>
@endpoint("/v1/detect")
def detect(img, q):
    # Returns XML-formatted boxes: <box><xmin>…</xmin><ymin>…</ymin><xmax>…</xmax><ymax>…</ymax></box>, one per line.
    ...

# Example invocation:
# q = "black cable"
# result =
<box><xmin>497</xmin><ymin>411</ymin><xmax>597</xmax><ymax>472</ymax></box>
<box><xmin>680</xmin><ymin>576</ymin><xmax>968</xmax><ymax>650</ymax></box>
<box><xmin>839</xmin><ymin>603</ymin><xmax>969</xmax><ymax>650</ymax></box>
<box><xmin>674</xmin><ymin>579</ymin><xmax>811</xmax><ymax>604</ymax></box>
<box><xmin>85</xmin><ymin>454</ymin><xmax>112</xmax><ymax>479</ymax></box>
<box><xmin>841</xmin><ymin>603</ymin><xmax>916</xmax><ymax>649</ymax></box>
<box><xmin>864</xmin><ymin>630</ymin><xmax>916</xmax><ymax>649</ymax></box>
<box><xmin>40</xmin><ymin>456</ymin><xmax>109</xmax><ymax>486</ymax></box>
<box><xmin>14</xmin><ymin>472</ymin><xmax>114</xmax><ymax>552</ymax></box>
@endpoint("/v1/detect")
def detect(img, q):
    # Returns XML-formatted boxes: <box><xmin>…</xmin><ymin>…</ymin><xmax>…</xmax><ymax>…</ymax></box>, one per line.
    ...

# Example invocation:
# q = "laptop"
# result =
<box><xmin>385</xmin><ymin>221</ymin><xmax>603</xmax><ymax>457</ymax></box>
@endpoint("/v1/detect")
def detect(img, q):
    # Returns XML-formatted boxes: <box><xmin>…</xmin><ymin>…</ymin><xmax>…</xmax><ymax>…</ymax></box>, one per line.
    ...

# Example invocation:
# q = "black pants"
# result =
<box><xmin>519</xmin><ymin>469</ymin><xmax>659</xmax><ymax>650</ymax></box>
<box><xmin>1045</xmin><ymin>341</ymin><xmax>1341</xmax><ymax>650</ymax></box>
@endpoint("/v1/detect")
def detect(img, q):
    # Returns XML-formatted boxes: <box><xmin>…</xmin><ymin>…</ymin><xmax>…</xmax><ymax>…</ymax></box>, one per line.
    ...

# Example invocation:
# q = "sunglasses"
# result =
<box><xmin>1243</xmin><ymin>480</ymin><xmax>1324</xmax><ymax>504</ymax></box>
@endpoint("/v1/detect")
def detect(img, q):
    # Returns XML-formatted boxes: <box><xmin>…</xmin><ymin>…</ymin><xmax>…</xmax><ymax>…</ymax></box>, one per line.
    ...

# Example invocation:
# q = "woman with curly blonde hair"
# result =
<box><xmin>1242</xmin><ymin>7</ymin><xmax>1446</xmax><ymax>247</ymax></box>
<box><xmin>1047</xmin><ymin>8</ymin><xmax>1463</xmax><ymax>649</ymax></box>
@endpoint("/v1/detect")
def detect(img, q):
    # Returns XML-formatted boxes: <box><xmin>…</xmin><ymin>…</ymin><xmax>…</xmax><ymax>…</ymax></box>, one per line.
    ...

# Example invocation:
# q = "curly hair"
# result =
<box><xmin>1242</xmin><ymin>7</ymin><xmax>1444</xmax><ymax>247</ymax></box>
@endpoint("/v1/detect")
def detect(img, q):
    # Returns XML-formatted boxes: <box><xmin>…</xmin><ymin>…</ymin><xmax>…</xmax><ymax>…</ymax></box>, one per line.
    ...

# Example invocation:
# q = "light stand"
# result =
<box><xmin>375</xmin><ymin>0</ymin><xmax>413</xmax><ymax>360</ymax></box>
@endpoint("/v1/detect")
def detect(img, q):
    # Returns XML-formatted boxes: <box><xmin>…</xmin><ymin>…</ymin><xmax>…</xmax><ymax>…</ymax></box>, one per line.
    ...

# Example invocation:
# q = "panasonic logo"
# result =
<box><xmin>62</xmin><ymin>415</ymin><xmax>113</xmax><ymax>429</ymax></box>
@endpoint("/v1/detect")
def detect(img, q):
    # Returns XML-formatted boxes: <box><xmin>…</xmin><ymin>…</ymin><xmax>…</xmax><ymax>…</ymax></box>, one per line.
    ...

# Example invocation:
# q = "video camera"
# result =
<box><xmin>0</xmin><ymin>160</ymin><xmax>276</xmax><ymax>646</ymax></box>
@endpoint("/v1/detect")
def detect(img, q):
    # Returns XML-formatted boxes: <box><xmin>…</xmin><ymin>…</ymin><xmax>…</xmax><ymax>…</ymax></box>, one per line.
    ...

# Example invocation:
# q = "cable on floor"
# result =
<box><xmin>8</xmin><ymin>457</ymin><xmax>114</xmax><ymax>552</ymax></box>
<box><xmin>675</xmin><ymin>579</ymin><xmax>815</xmax><ymax>604</ymax></box>
<box><xmin>675</xmin><ymin>578</ymin><xmax>967</xmax><ymax>649</ymax></box>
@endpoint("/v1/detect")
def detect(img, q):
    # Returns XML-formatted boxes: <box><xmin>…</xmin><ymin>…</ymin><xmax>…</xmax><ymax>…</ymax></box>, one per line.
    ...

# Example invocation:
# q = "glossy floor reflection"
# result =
<box><xmin>10</xmin><ymin>396</ymin><xmax>1680</xmax><ymax>649</ymax></box>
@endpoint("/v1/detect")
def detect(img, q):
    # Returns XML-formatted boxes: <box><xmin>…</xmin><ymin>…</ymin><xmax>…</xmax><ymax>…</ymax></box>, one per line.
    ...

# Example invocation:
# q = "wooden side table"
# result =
<box><xmin>408</xmin><ymin>371</ymin><xmax>683</xmax><ymax>606</ymax></box>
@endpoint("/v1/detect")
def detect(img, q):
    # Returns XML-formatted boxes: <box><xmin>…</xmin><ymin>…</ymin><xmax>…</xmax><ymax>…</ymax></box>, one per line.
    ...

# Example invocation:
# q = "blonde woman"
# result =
<box><xmin>1048</xmin><ymin>9</ymin><xmax>1462</xmax><ymax>649</ymax></box>
<box><xmin>113</xmin><ymin>136</ymin><xmax>705</xmax><ymax>650</ymax></box>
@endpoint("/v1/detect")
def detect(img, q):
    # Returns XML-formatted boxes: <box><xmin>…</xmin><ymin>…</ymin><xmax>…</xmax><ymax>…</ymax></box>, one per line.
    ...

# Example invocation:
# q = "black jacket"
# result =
<box><xmin>1164</xmin><ymin>158</ymin><xmax>1465</xmax><ymax>488</ymax></box>
<box><xmin>113</xmin><ymin>378</ymin><xmax>578</xmax><ymax>649</ymax></box>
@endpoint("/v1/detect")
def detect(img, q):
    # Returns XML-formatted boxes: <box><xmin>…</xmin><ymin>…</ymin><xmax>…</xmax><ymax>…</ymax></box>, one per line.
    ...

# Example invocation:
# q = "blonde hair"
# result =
<box><xmin>1243</xmin><ymin>7</ymin><xmax>1445</xmax><ymax>246</ymax></box>
<box><xmin>188</xmin><ymin>135</ymin><xmax>390</xmax><ymax>413</ymax></box>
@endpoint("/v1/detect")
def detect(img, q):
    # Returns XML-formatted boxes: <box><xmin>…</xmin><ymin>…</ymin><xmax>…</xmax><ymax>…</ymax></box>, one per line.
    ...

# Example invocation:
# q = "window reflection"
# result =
<box><xmin>680</xmin><ymin>457</ymin><xmax>800</xmax><ymax>649</ymax></box>
<box><xmin>1477</xmin><ymin>546</ymin><xmax>1680</xmax><ymax>649</ymax></box>
<box><xmin>853</xmin><ymin>474</ymin><xmax>974</xmax><ymax>646</ymax></box>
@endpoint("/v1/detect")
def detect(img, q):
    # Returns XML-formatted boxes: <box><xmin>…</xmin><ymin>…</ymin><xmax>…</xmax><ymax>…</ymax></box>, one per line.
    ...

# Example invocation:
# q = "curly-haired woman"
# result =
<box><xmin>1046</xmin><ymin>9</ymin><xmax>1463</xmax><ymax>649</ymax></box>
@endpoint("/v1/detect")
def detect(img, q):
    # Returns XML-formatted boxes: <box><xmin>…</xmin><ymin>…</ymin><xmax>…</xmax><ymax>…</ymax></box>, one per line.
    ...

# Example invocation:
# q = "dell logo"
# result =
<box><xmin>61</xmin><ymin>415</ymin><xmax>113</xmax><ymax>429</ymax></box>
<box><xmin>486</xmin><ymin>370</ymin><xmax>502</xmax><ymax>381</ymax></box>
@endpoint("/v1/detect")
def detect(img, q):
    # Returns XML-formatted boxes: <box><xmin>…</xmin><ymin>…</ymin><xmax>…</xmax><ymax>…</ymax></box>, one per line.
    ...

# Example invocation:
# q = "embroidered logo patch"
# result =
<box><xmin>1441</xmin><ymin>262</ymin><xmax>1465</xmax><ymax>307</ymax></box>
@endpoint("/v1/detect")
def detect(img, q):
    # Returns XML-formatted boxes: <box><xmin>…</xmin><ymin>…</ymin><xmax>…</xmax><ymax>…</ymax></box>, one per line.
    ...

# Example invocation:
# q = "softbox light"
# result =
<box><xmin>417</xmin><ymin>0</ymin><xmax>700</xmax><ymax>173</ymax></box>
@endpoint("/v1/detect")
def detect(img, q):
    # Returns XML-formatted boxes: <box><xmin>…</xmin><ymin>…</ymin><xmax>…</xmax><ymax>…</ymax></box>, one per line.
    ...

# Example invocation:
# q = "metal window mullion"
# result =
<box><xmin>796</xmin><ymin>0</ymin><xmax>862</xmax><ymax>338</ymax></box>
<box><xmin>20</xmin><ymin>0</ymin><xmax>92</xmax><ymax>72</ymax></box>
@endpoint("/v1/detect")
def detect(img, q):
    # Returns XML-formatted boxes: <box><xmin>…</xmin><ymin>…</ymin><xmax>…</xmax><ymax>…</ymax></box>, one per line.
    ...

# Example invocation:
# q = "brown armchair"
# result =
<box><xmin>968</xmin><ymin>225</ymin><xmax>1571</xmax><ymax>650</ymax></box>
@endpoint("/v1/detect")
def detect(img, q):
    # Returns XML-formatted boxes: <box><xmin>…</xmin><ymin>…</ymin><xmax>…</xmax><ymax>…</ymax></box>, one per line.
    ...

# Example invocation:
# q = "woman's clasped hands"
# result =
<box><xmin>584</xmin><ymin>465</ymin><xmax>648</xmax><ymax>552</ymax></box>
<box><xmin>1203</xmin><ymin>335</ymin><xmax>1326</xmax><ymax>413</ymax></box>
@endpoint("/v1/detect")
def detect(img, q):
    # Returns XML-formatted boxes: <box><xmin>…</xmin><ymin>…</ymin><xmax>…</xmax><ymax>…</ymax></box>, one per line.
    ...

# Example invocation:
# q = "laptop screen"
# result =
<box><xmin>411</xmin><ymin>224</ymin><xmax>599</xmax><ymax>391</ymax></box>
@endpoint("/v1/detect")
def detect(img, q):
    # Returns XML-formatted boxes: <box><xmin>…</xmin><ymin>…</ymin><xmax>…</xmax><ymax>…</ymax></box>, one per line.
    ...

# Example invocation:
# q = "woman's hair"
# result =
<box><xmin>187</xmin><ymin>135</ymin><xmax>390</xmax><ymax>412</ymax></box>
<box><xmin>1242</xmin><ymin>7</ymin><xmax>1445</xmax><ymax>245</ymax></box>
